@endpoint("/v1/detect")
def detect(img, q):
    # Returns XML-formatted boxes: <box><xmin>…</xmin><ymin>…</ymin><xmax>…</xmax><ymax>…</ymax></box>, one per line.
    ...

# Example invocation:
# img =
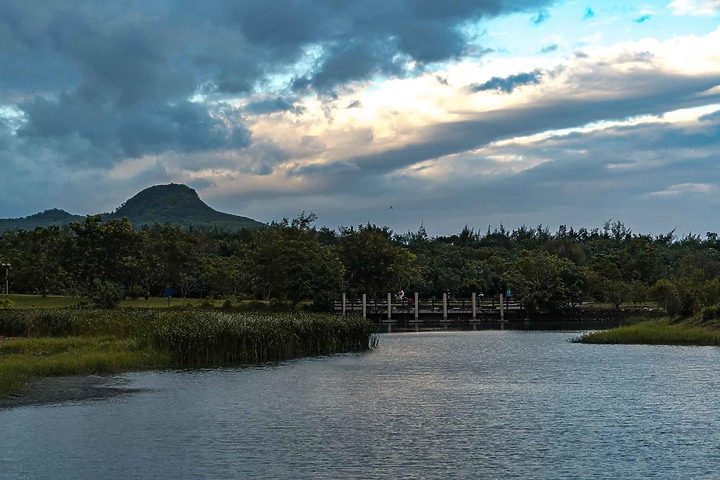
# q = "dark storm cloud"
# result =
<box><xmin>17</xmin><ymin>96</ymin><xmax>250</xmax><ymax>164</ymax></box>
<box><xmin>531</xmin><ymin>10</ymin><xmax>550</xmax><ymax>25</ymax></box>
<box><xmin>470</xmin><ymin>69</ymin><xmax>543</xmax><ymax>93</ymax></box>
<box><xmin>0</xmin><ymin>0</ymin><xmax>554</xmax><ymax>167</ymax></box>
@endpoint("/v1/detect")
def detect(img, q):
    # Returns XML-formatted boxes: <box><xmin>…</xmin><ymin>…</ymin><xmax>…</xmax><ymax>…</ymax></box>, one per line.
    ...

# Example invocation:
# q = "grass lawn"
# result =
<box><xmin>1</xmin><ymin>294</ymin><xmax>229</xmax><ymax>309</ymax></box>
<box><xmin>2</xmin><ymin>294</ymin><xmax>82</xmax><ymax>309</ymax></box>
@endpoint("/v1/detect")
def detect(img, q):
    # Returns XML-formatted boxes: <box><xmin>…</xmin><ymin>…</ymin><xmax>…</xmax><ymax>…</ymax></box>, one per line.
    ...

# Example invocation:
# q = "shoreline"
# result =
<box><xmin>0</xmin><ymin>374</ymin><xmax>145</xmax><ymax>410</ymax></box>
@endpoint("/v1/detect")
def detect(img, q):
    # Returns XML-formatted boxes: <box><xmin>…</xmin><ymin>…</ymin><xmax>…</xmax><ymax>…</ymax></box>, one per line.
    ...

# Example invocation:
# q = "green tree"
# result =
<box><xmin>247</xmin><ymin>214</ymin><xmax>344</xmax><ymax>307</ymax></box>
<box><xmin>337</xmin><ymin>224</ymin><xmax>417</xmax><ymax>298</ymax></box>
<box><xmin>509</xmin><ymin>250</ymin><xmax>585</xmax><ymax>314</ymax></box>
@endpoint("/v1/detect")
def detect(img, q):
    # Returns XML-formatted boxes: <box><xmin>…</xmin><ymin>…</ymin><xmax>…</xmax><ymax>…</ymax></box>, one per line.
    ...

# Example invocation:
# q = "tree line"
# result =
<box><xmin>1</xmin><ymin>215</ymin><xmax>719</xmax><ymax>316</ymax></box>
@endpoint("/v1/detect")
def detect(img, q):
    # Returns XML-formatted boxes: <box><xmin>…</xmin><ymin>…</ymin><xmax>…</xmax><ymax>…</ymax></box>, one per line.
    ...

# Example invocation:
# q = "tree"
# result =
<box><xmin>68</xmin><ymin>216</ymin><xmax>143</xmax><ymax>295</ymax></box>
<box><xmin>142</xmin><ymin>223</ymin><xmax>199</xmax><ymax>296</ymax></box>
<box><xmin>247</xmin><ymin>214</ymin><xmax>344</xmax><ymax>307</ymax></box>
<box><xmin>509</xmin><ymin>250</ymin><xmax>585</xmax><ymax>314</ymax></box>
<box><xmin>337</xmin><ymin>224</ymin><xmax>417</xmax><ymax>298</ymax></box>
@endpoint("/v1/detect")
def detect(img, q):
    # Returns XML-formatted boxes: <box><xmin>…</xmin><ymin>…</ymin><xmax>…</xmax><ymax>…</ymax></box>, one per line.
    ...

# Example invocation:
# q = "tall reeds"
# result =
<box><xmin>0</xmin><ymin>309</ymin><xmax>377</xmax><ymax>366</ymax></box>
<box><xmin>143</xmin><ymin>312</ymin><xmax>376</xmax><ymax>365</ymax></box>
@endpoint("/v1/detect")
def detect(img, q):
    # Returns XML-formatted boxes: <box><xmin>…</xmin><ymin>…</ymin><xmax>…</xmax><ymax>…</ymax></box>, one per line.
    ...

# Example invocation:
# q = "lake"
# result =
<box><xmin>2</xmin><ymin>331</ymin><xmax>720</xmax><ymax>479</ymax></box>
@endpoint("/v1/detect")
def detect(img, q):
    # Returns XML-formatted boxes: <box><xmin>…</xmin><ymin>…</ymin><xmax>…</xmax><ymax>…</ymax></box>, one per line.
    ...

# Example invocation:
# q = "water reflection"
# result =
<box><xmin>2</xmin><ymin>331</ymin><xmax>720</xmax><ymax>478</ymax></box>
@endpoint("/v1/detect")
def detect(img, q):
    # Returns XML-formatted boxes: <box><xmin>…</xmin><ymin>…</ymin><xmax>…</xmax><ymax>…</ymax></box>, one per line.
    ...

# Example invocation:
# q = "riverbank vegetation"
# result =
<box><xmin>0</xmin><ymin>309</ymin><xmax>376</xmax><ymax>397</ymax></box>
<box><xmin>2</xmin><ymin>216</ymin><xmax>720</xmax><ymax>316</ymax></box>
<box><xmin>575</xmin><ymin>318</ymin><xmax>720</xmax><ymax>346</ymax></box>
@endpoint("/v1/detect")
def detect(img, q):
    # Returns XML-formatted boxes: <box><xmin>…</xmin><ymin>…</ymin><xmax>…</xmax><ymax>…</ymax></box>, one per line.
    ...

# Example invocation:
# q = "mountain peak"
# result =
<box><xmin>115</xmin><ymin>184</ymin><xmax>210</xmax><ymax>216</ymax></box>
<box><xmin>0</xmin><ymin>184</ymin><xmax>264</xmax><ymax>232</ymax></box>
<box><xmin>110</xmin><ymin>183</ymin><xmax>264</xmax><ymax>230</ymax></box>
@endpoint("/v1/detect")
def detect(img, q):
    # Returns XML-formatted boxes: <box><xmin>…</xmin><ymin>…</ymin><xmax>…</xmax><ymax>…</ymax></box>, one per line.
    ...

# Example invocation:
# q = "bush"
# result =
<box><xmin>91</xmin><ymin>280</ymin><xmax>125</xmax><ymax>309</ymax></box>
<box><xmin>0</xmin><ymin>298</ymin><xmax>14</xmax><ymax>309</ymax></box>
<box><xmin>127</xmin><ymin>285</ymin><xmax>146</xmax><ymax>300</ymax></box>
<box><xmin>702</xmin><ymin>305</ymin><xmax>720</xmax><ymax>322</ymax></box>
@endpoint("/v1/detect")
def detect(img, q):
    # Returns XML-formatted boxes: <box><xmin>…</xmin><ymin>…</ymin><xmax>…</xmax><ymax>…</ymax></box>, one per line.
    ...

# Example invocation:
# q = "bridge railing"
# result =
<box><xmin>332</xmin><ymin>292</ymin><xmax>522</xmax><ymax>320</ymax></box>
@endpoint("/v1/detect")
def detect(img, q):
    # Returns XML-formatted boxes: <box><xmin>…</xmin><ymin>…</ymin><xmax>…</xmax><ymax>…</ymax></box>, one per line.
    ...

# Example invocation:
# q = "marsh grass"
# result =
<box><xmin>575</xmin><ymin>319</ymin><xmax>720</xmax><ymax>346</ymax></box>
<box><xmin>0</xmin><ymin>309</ymin><xmax>376</xmax><ymax>397</ymax></box>
<box><xmin>145</xmin><ymin>312</ymin><xmax>376</xmax><ymax>365</ymax></box>
<box><xmin>0</xmin><ymin>336</ymin><xmax>169</xmax><ymax>394</ymax></box>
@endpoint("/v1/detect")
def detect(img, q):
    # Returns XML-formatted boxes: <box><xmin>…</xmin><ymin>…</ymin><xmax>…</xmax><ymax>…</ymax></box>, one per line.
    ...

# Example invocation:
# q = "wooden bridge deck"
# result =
<box><xmin>333</xmin><ymin>297</ymin><xmax>524</xmax><ymax>322</ymax></box>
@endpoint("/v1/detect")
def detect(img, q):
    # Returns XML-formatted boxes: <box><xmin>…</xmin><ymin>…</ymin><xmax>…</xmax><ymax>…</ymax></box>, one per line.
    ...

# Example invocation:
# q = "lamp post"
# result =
<box><xmin>1</xmin><ymin>263</ymin><xmax>10</xmax><ymax>296</ymax></box>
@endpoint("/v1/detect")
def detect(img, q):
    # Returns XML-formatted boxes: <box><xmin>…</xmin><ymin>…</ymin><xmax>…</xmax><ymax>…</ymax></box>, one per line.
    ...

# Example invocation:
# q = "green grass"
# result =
<box><xmin>575</xmin><ymin>319</ymin><xmax>720</xmax><ymax>346</ymax></box>
<box><xmin>0</xmin><ymin>294</ymin><xmax>287</xmax><ymax>310</ymax></box>
<box><xmin>0</xmin><ymin>336</ymin><xmax>169</xmax><ymax>394</ymax></box>
<box><xmin>0</xmin><ymin>309</ymin><xmax>376</xmax><ymax>398</ymax></box>
<box><xmin>1</xmin><ymin>294</ymin><xmax>82</xmax><ymax>309</ymax></box>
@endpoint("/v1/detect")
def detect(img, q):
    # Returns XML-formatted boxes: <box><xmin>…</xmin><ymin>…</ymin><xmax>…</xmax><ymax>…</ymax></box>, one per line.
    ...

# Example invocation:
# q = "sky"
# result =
<box><xmin>1</xmin><ymin>0</ymin><xmax>720</xmax><ymax>236</ymax></box>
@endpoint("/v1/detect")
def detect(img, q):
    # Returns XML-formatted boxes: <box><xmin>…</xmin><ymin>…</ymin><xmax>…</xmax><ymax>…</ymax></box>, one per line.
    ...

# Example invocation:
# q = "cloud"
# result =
<box><xmin>0</xmin><ymin>0</ymin><xmax>556</xmax><ymax>172</ymax></box>
<box><xmin>668</xmin><ymin>0</ymin><xmax>720</xmax><ymax>16</ymax></box>
<box><xmin>540</xmin><ymin>44</ymin><xmax>559</xmax><ymax>53</ymax></box>
<box><xmin>17</xmin><ymin>96</ymin><xmax>250</xmax><ymax>164</ymax></box>
<box><xmin>634</xmin><ymin>14</ymin><xmax>652</xmax><ymax>23</ymax></box>
<box><xmin>649</xmin><ymin>183</ymin><xmax>716</xmax><ymax>196</ymax></box>
<box><xmin>244</xmin><ymin>97</ymin><xmax>304</xmax><ymax>115</ymax></box>
<box><xmin>469</xmin><ymin>69</ymin><xmax>543</xmax><ymax>93</ymax></box>
<box><xmin>531</xmin><ymin>10</ymin><xmax>550</xmax><ymax>25</ymax></box>
<box><xmin>583</xmin><ymin>7</ymin><xmax>596</xmax><ymax>19</ymax></box>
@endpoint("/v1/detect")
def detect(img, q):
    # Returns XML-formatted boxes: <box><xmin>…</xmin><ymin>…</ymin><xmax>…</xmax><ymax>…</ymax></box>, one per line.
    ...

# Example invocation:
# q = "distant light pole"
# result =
<box><xmin>1</xmin><ymin>263</ymin><xmax>10</xmax><ymax>296</ymax></box>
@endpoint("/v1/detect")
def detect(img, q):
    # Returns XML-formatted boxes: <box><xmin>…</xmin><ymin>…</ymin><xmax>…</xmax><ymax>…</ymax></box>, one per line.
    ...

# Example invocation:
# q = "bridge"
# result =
<box><xmin>334</xmin><ymin>292</ymin><xmax>525</xmax><ymax>332</ymax></box>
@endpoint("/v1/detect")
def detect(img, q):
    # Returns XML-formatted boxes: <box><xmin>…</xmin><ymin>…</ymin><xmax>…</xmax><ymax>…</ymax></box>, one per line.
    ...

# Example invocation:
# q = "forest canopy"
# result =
<box><xmin>1</xmin><ymin>216</ymin><xmax>718</xmax><ymax>316</ymax></box>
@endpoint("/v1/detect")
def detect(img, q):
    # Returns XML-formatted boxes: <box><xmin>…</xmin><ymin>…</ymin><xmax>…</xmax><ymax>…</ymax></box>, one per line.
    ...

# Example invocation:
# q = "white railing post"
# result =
<box><xmin>414</xmin><ymin>292</ymin><xmax>419</xmax><ymax>321</ymax></box>
<box><xmin>443</xmin><ymin>293</ymin><xmax>448</xmax><ymax>321</ymax></box>
<box><xmin>500</xmin><ymin>294</ymin><xmax>504</xmax><ymax>322</ymax></box>
<box><xmin>472</xmin><ymin>292</ymin><xmax>477</xmax><ymax>320</ymax></box>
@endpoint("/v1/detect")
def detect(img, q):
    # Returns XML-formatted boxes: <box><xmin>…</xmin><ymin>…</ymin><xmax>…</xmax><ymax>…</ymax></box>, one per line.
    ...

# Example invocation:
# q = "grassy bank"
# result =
<box><xmin>0</xmin><ymin>309</ymin><xmax>376</xmax><ymax>398</ymax></box>
<box><xmin>575</xmin><ymin>318</ymin><xmax>720</xmax><ymax>346</ymax></box>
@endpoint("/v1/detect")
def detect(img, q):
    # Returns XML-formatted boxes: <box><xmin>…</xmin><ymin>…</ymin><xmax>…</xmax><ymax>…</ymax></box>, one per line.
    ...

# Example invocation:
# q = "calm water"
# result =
<box><xmin>2</xmin><ymin>331</ymin><xmax>720</xmax><ymax>479</ymax></box>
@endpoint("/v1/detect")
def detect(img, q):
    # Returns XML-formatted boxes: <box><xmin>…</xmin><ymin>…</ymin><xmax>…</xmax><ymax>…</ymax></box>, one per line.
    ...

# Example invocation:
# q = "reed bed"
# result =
<box><xmin>0</xmin><ymin>309</ymin><xmax>376</xmax><ymax>396</ymax></box>
<box><xmin>145</xmin><ymin>312</ymin><xmax>376</xmax><ymax>365</ymax></box>
<box><xmin>575</xmin><ymin>319</ymin><xmax>720</xmax><ymax>346</ymax></box>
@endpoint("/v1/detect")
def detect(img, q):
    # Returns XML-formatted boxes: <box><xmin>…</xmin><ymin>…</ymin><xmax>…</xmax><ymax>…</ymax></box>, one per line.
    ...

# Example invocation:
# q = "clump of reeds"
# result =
<box><xmin>574</xmin><ymin>319</ymin><xmax>720</xmax><ymax>346</ymax></box>
<box><xmin>143</xmin><ymin>312</ymin><xmax>376</xmax><ymax>366</ymax></box>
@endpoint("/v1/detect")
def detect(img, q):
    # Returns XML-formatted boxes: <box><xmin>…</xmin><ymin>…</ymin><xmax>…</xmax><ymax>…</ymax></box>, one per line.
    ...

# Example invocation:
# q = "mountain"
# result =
<box><xmin>106</xmin><ymin>184</ymin><xmax>265</xmax><ymax>230</ymax></box>
<box><xmin>0</xmin><ymin>209</ymin><xmax>83</xmax><ymax>232</ymax></box>
<box><xmin>0</xmin><ymin>184</ymin><xmax>265</xmax><ymax>232</ymax></box>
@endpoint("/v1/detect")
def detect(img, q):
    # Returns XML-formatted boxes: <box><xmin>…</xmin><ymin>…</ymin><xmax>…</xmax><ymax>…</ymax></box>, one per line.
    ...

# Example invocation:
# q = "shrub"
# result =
<box><xmin>127</xmin><ymin>285</ymin><xmax>146</xmax><ymax>300</ymax></box>
<box><xmin>91</xmin><ymin>280</ymin><xmax>125</xmax><ymax>309</ymax></box>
